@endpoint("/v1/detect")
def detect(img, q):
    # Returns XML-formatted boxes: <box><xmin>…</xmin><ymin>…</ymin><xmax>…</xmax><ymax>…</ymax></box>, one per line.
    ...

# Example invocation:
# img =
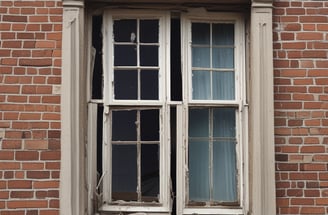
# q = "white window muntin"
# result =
<box><xmin>178</xmin><ymin>12</ymin><xmax>246</xmax><ymax>215</ymax></box>
<box><xmin>103</xmin><ymin>10</ymin><xmax>169</xmax><ymax>106</ymax></box>
<box><xmin>101</xmin><ymin>10</ymin><xmax>171</xmax><ymax>213</ymax></box>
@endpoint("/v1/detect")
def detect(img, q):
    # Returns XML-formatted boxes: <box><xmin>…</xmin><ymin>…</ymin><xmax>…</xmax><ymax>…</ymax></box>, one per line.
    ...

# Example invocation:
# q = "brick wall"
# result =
<box><xmin>273</xmin><ymin>0</ymin><xmax>328</xmax><ymax>214</ymax></box>
<box><xmin>0</xmin><ymin>1</ymin><xmax>62</xmax><ymax>215</ymax></box>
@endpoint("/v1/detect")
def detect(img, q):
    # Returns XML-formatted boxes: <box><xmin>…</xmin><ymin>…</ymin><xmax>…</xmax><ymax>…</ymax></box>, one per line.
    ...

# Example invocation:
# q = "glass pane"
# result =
<box><xmin>114</xmin><ymin>19</ymin><xmax>137</xmax><ymax>42</ymax></box>
<box><xmin>189</xmin><ymin>108</ymin><xmax>209</xmax><ymax>138</ymax></box>
<box><xmin>192</xmin><ymin>71</ymin><xmax>211</xmax><ymax>100</ymax></box>
<box><xmin>140</xmin><ymin>45</ymin><xmax>158</xmax><ymax>66</ymax></box>
<box><xmin>114</xmin><ymin>45</ymin><xmax>137</xmax><ymax>66</ymax></box>
<box><xmin>213</xmin><ymin>141</ymin><xmax>237</xmax><ymax>202</ymax></box>
<box><xmin>192</xmin><ymin>47</ymin><xmax>210</xmax><ymax>68</ymax></box>
<box><xmin>141</xmin><ymin>109</ymin><xmax>159</xmax><ymax>141</ymax></box>
<box><xmin>140</xmin><ymin>20</ymin><xmax>158</xmax><ymax>43</ymax></box>
<box><xmin>141</xmin><ymin>144</ymin><xmax>159</xmax><ymax>200</ymax></box>
<box><xmin>213</xmin><ymin>48</ymin><xmax>234</xmax><ymax>69</ymax></box>
<box><xmin>213</xmin><ymin>71</ymin><xmax>235</xmax><ymax>100</ymax></box>
<box><xmin>192</xmin><ymin>23</ymin><xmax>210</xmax><ymax>45</ymax></box>
<box><xmin>189</xmin><ymin>141</ymin><xmax>210</xmax><ymax>202</ymax></box>
<box><xmin>141</xmin><ymin>70</ymin><xmax>158</xmax><ymax>100</ymax></box>
<box><xmin>112</xmin><ymin>110</ymin><xmax>137</xmax><ymax>141</ymax></box>
<box><xmin>112</xmin><ymin>144</ymin><xmax>137</xmax><ymax>201</ymax></box>
<box><xmin>114</xmin><ymin>70</ymin><xmax>138</xmax><ymax>100</ymax></box>
<box><xmin>213</xmin><ymin>24</ymin><xmax>234</xmax><ymax>46</ymax></box>
<box><xmin>213</xmin><ymin>108</ymin><xmax>236</xmax><ymax>138</ymax></box>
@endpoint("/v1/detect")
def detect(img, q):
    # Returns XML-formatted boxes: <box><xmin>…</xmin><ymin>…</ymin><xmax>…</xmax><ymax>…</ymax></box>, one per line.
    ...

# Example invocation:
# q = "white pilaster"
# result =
<box><xmin>249</xmin><ymin>2</ymin><xmax>276</xmax><ymax>215</ymax></box>
<box><xmin>61</xmin><ymin>1</ymin><xmax>86</xmax><ymax>215</ymax></box>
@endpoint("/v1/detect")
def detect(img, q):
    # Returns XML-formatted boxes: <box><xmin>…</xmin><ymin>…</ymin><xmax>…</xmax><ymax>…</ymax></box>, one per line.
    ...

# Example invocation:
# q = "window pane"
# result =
<box><xmin>112</xmin><ymin>144</ymin><xmax>137</xmax><ymax>201</ymax></box>
<box><xmin>212</xmin><ymin>24</ymin><xmax>234</xmax><ymax>46</ymax></box>
<box><xmin>192</xmin><ymin>23</ymin><xmax>210</xmax><ymax>45</ymax></box>
<box><xmin>140</xmin><ymin>45</ymin><xmax>158</xmax><ymax>66</ymax></box>
<box><xmin>189</xmin><ymin>108</ymin><xmax>209</xmax><ymax>138</ymax></box>
<box><xmin>114</xmin><ymin>45</ymin><xmax>137</xmax><ymax>66</ymax></box>
<box><xmin>112</xmin><ymin>110</ymin><xmax>137</xmax><ymax>141</ymax></box>
<box><xmin>213</xmin><ymin>71</ymin><xmax>235</xmax><ymax>100</ymax></box>
<box><xmin>212</xmin><ymin>48</ymin><xmax>234</xmax><ymax>69</ymax></box>
<box><xmin>140</xmin><ymin>109</ymin><xmax>159</xmax><ymax>141</ymax></box>
<box><xmin>213</xmin><ymin>141</ymin><xmax>237</xmax><ymax>202</ymax></box>
<box><xmin>140</xmin><ymin>20</ymin><xmax>158</xmax><ymax>43</ymax></box>
<box><xmin>141</xmin><ymin>70</ymin><xmax>158</xmax><ymax>100</ymax></box>
<box><xmin>192</xmin><ymin>47</ymin><xmax>210</xmax><ymax>68</ymax></box>
<box><xmin>141</xmin><ymin>144</ymin><xmax>159</xmax><ymax>200</ymax></box>
<box><xmin>192</xmin><ymin>71</ymin><xmax>211</xmax><ymax>100</ymax></box>
<box><xmin>114</xmin><ymin>19</ymin><xmax>137</xmax><ymax>42</ymax></box>
<box><xmin>189</xmin><ymin>141</ymin><xmax>210</xmax><ymax>202</ymax></box>
<box><xmin>114</xmin><ymin>70</ymin><xmax>138</xmax><ymax>100</ymax></box>
<box><xmin>213</xmin><ymin>108</ymin><xmax>236</xmax><ymax>138</ymax></box>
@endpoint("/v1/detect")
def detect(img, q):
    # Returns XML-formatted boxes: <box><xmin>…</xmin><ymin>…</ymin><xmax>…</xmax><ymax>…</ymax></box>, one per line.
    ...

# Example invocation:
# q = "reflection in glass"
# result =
<box><xmin>189</xmin><ymin>141</ymin><xmax>210</xmax><ymax>201</ymax></box>
<box><xmin>192</xmin><ymin>71</ymin><xmax>211</xmax><ymax>100</ymax></box>
<box><xmin>213</xmin><ymin>141</ymin><xmax>237</xmax><ymax>202</ymax></box>
<box><xmin>189</xmin><ymin>108</ymin><xmax>209</xmax><ymax>137</ymax></box>
<box><xmin>192</xmin><ymin>47</ymin><xmax>210</xmax><ymax>68</ymax></box>
<box><xmin>213</xmin><ymin>71</ymin><xmax>235</xmax><ymax>100</ymax></box>
<box><xmin>212</xmin><ymin>24</ymin><xmax>234</xmax><ymax>46</ymax></box>
<box><xmin>192</xmin><ymin>23</ymin><xmax>210</xmax><ymax>45</ymax></box>
<box><xmin>212</xmin><ymin>48</ymin><xmax>234</xmax><ymax>69</ymax></box>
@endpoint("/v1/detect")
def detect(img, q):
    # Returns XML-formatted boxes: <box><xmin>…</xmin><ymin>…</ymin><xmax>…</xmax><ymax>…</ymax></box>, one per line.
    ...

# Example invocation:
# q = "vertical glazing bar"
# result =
<box><xmin>209</xmin><ymin>108</ymin><xmax>213</xmax><ymax>202</ymax></box>
<box><xmin>137</xmin><ymin>110</ymin><xmax>141</xmax><ymax>201</ymax></box>
<box><xmin>210</xmin><ymin>23</ymin><xmax>213</xmax><ymax>100</ymax></box>
<box><xmin>137</xmin><ymin>19</ymin><xmax>141</xmax><ymax>100</ymax></box>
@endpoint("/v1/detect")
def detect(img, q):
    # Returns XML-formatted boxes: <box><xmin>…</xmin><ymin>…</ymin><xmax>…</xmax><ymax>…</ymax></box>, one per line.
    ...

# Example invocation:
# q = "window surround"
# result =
<box><xmin>60</xmin><ymin>1</ymin><xmax>276</xmax><ymax>215</ymax></box>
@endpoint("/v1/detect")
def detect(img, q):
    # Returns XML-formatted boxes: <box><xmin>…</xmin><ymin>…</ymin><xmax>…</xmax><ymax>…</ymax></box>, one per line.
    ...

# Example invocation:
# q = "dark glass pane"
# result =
<box><xmin>114</xmin><ymin>70</ymin><xmax>137</xmax><ymax>100</ymax></box>
<box><xmin>114</xmin><ymin>19</ymin><xmax>137</xmax><ymax>42</ymax></box>
<box><xmin>213</xmin><ymin>141</ymin><xmax>237</xmax><ymax>202</ymax></box>
<box><xmin>213</xmin><ymin>108</ymin><xmax>236</xmax><ymax>138</ymax></box>
<box><xmin>189</xmin><ymin>108</ymin><xmax>209</xmax><ymax>138</ymax></box>
<box><xmin>140</xmin><ymin>45</ymin><xmax>158</xmax><ymax>66</ymax></box>
<box><xmin>141</xmin><ymin>109</ymin><xmax>159</xmax><ymax>141</ymax></box>
<box><xmin>140</xmin><ymin>20</ymin><xmax>158</xmax><ymax>43</ymax></box>
<box><xmin>189</xmin><ymin>141</ymin><xmax>210</xmax><ymax>202</ymax></box>
<box><xmin>192</xmin><ymin>23</ymin><xmax>210</xmax><ymax>45</ymax></box>
<box><xmin>171</xmin><ymin>18</ymin><xmax>182</xmax><ymax>101</ymax></box>
<box><xmin>141</xmin><ymin>144</ymin><xmax>159</xmax><ymax>200</ymax></box>
<box><xmin>141</xmin><ymin>70</ymin><xmax>158</xmax><ymax>100</ymax></box>
<box><xmin>212</xmin><ymin>24</ymin><xmax>234</xmax><ymax>46</ymax></box>
<box><xmin>92</xmin><ymin>15</ymin><xmax>103</xmax><ymax>100</ymax></box>
<box><xmin>114</xmin><ymin>45</ymin><xmax>137</xmax><ymax>66</ymax></box>
<box><xmin>112</xmin><ymin>144</ymin><xmax>137</xmax><ymax>201</ymax></box>
<box><xmin>112</xmin><ymin>110</ymin><xmax>137</xmax><ymax>141</ymax></box>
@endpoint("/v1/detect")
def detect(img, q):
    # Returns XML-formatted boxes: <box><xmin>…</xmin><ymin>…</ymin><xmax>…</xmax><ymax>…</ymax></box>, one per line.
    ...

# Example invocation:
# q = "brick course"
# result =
<box><xmin>0</xmin><ymin>1</ymin><xmax>62</xmax><ymax>214</ymax></box>
<box><xmin>274</xmin><ymin>1</ymin><xmax>328</xmax><ymax>214</ymax></box>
